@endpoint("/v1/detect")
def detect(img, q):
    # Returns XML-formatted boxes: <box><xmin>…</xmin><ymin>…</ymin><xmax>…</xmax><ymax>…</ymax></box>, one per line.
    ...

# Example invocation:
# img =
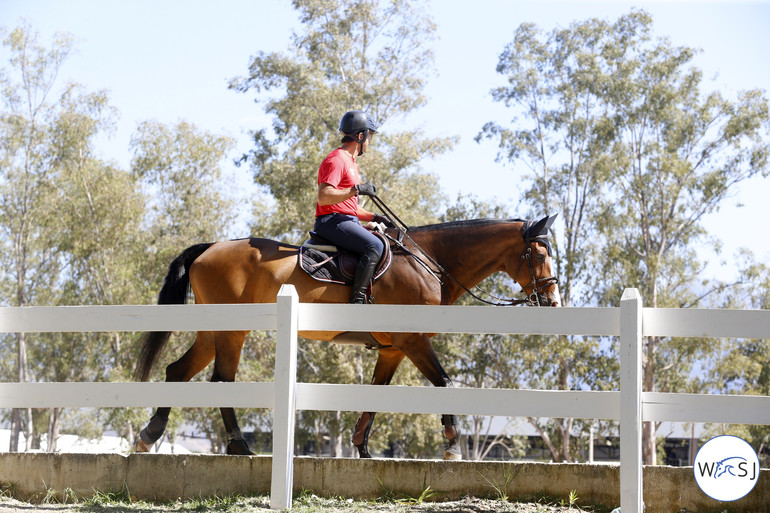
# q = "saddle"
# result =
<box><xmin>298</xmin><ymin>230</ymin><xmax>392</xmax><ymax>286</ymax></box>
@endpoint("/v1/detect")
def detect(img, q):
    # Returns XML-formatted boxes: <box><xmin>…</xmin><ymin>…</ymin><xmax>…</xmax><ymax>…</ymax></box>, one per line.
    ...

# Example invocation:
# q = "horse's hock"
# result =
<box><xmin>0</xmin><ymin>453</ymin><xmax>767</xmax><ymax>513</ymax></box>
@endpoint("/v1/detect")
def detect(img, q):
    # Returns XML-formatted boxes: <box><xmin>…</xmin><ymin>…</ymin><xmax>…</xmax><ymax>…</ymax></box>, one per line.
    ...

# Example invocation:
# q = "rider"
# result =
<box><xmin>314</xmin><ymin>110</ymin><xmax>388</xmax><ymax>304</ymax></box>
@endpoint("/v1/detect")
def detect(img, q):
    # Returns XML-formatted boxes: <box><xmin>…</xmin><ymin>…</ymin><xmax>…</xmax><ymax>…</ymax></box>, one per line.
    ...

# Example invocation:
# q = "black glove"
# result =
<box><xmin>373</xmin><ymin>214</ymin><xmax>396</xmax><ymax>228</ymax></box>
<box><xmin>355</xmin><ymin>183</ymin><xmax>377</xmax><ymax>196</ymax></box>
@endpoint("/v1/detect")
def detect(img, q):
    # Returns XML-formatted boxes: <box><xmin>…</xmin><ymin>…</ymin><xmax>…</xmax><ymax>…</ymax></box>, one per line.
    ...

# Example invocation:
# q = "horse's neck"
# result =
<box><xmin>412</xmin><ymin>221</ymin><xmax>523</xmax><ymax>303</ymax></box>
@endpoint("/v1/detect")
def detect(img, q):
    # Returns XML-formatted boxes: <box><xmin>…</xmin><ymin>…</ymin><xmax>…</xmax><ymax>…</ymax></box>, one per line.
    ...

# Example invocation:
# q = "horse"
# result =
<box><xmin>133</xmin><ymin>213</ymin><xmax>561</xmax><ymax>460</ymax></box>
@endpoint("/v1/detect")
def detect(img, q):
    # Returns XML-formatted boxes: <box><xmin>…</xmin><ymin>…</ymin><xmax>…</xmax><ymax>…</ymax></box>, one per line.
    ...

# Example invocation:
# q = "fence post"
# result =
<box><xmin>619</xmin><ymin>288</ymin><xmax>643</xmax><ymax>513</ymax></box>
<box><xmin>271</xmin><ymin>285</ymin><xmax>299</xmax><ymax>510</ymax></box>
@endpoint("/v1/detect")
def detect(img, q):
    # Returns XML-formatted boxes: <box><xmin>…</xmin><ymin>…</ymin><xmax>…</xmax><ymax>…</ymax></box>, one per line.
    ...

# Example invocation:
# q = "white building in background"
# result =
<box><xmin>0</xmin><ymin>429</ymin><xmax>191</xmax><ymax>454</ymax></box>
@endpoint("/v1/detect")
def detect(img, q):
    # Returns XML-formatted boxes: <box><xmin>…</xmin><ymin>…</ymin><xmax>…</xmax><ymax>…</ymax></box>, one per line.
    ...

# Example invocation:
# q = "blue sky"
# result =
<box><xmin>2</xmin><ymin>0</ymin><xmax>769</xmax><ymax>280</ymax></box>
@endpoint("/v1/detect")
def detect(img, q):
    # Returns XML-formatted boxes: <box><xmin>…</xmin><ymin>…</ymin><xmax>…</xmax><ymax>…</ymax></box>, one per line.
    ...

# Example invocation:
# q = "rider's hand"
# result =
<box><xmin>355</xmin><ymin>183</ymin><xmax>377</xmax><ymax>197</ymax></box>
<box><xmin>373</xmin><ymin>214</ymin><xmax>395</xmax><ymax>228</ymax></box>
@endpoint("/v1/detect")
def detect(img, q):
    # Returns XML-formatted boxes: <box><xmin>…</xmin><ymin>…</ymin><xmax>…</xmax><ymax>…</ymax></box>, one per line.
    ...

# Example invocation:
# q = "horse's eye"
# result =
<box><xmin>535</xmin><ymin>254</ymin><xmax>546</xmax><ymax>262</ymax></box>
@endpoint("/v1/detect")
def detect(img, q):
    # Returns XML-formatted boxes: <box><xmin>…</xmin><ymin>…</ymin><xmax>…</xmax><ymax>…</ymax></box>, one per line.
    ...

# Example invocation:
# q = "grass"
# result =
<box><xmin>0</xmin><ymin>487</ymin><xmax>615</xmax><ymax>513</ymax></box>
<box><xmin>477</xmin><ymin>467</ymin><xmax>514</xmax><ymax>501</ymax></box>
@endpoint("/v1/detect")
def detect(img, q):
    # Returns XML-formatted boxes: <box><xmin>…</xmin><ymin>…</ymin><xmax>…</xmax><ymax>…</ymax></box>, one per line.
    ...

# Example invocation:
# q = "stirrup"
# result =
<box><xmin>349</xmin><ymin>290</ymin><xmax>369</xmax><ymax>304</ymax></box>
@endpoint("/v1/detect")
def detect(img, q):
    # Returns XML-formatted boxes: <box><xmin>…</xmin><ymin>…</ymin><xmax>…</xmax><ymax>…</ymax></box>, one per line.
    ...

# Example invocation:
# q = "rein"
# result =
<box><xmin>369</xmin><ymin>195</ymin><xmax>556</xmax><ymax>307</ymax></box>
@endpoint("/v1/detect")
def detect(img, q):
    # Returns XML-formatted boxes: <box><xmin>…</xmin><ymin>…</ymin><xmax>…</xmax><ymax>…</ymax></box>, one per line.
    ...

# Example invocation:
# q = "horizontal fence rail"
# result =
<box><xmin>0</xmin><ymin>303</ymin><xmax>278</xmax><ymax>333</ymax></box>
<box><xmin>1</xmin><ymin>286</ymin><xmax>769</xmax><ymax>512</ymax></box>
<box><xmin>0</xmin><ymin>382</ymin><xmax>276</xmax><ymax>409</ymax></box>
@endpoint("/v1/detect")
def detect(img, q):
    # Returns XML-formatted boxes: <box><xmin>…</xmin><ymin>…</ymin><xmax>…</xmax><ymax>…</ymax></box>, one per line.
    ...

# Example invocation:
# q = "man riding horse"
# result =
<box><xmin>313</xmin><ymin>110</ymin><xmax>392</xmax><ymax>304</ymax></box>
<box><xmin>133</xmin><ymin>110</ymin><xmax>561</xmax><ymax>459</ymax></box>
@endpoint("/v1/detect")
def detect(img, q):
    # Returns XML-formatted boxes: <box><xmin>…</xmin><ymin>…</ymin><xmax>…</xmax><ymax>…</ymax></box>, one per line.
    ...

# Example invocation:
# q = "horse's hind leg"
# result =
<box><xmin>209</xmin><ymin>331</ymin><xmax>252</xmax><ymax>455</ymax></box>
<box><xmin>396</xmin><ymin>333</ymin><xmax>462</xmax><ymax>461</ymax></box>
<box><xmin>352</xmin><ymin>347</ymin><xmax>405</xmax><ymax>458</ymax></box>
<box><xmin>136</xmin><ymin>332</ymin><xmax>215</xmax><ymax>452</ymax></box>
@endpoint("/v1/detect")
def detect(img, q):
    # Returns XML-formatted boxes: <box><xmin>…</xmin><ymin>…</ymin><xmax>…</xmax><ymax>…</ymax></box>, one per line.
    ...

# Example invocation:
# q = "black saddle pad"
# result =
<box><xmin>298</xmin><ymin>232</ymin><xmax>392</xmax><ymax>285</ymax></box>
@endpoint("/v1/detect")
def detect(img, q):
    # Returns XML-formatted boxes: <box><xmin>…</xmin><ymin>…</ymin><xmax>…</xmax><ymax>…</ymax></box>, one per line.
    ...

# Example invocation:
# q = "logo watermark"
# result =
<box><xmin>693</xmin><ymin>435</ymin><xmax>759</xmax><ymax>502</ymax></box>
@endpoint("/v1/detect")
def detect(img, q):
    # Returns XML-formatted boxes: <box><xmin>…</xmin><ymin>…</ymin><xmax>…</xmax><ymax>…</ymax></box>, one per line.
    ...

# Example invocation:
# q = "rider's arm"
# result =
<box><xmin>317</xmin><ymin>182</ymin><xmax>356</xmax><ymax>206</ymax></box>
<box><xmin>356</xmin><ymin>205</ymin><xmax>374</xmax><ymax>222</ymax></box>
<box><xmin>317</xmin><ymin>183</ymin><xmax>374</xmax><ymax>222</ymax></box>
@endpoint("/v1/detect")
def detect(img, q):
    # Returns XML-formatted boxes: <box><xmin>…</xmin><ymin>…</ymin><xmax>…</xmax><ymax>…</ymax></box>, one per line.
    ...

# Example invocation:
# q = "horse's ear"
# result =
<box><xmin>527</xmin><ymin>213</ymin><xmax>558</xmax><ymax>238</ymax></box>
<box><xmin>542</xmin><ymin>213</ymin><xmax>558</xmax><ymax>232</ymax></box>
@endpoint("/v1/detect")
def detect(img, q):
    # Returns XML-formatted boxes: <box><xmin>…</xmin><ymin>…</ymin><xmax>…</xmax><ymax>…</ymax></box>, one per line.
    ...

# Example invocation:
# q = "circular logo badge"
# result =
<box><xmin>693</xmin><ymin>435</ymin><xmax>760</xmax><ymax>501</ymax></box>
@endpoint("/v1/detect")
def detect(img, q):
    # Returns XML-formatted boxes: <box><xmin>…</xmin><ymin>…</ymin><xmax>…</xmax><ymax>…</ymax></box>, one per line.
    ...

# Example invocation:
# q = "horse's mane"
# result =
<box><xmin>408</xmin><ymin>218</ymin><xmax>526</xmax><ymax>233</ymax></box>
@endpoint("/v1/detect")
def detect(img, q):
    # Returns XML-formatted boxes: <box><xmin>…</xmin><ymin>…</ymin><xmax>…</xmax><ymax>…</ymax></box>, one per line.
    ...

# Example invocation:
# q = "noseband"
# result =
<box><xmin>515</xmin><ymin>244</ymin><xmax>559</xmax><ymax>306</ymax></box>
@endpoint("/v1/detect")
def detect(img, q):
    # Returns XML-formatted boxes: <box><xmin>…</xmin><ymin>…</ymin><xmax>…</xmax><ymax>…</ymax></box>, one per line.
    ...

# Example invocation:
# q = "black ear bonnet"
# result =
<box><xmin>521</xmin><ymin>214</ymin><xmax>557</xmax><ymax>256</ymax></box>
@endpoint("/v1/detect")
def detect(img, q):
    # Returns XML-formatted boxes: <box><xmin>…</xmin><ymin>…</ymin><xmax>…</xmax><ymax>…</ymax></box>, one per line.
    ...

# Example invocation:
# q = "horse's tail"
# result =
<box><xmin>133</xmin><ymin>242</ymin><xmax>214</xmax><ymax>382</ymax></box>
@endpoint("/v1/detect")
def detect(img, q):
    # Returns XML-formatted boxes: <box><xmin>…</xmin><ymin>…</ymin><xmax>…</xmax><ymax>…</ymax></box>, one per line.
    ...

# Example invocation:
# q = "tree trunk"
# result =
<box><xmin>528</xmin><ymin>417</ymin><xmax>561</xmax><ymax>462</ymax></box>
<box><xmin>12</xmin><ymin>332</ymin><xmax>33</xmax><ymax>452</ymax></box>
<box><xmin>330</xmin><ymin>412</ymin><xmax>343</xmax><ymax>457</ymax></box>
<box><xmin>47</xmin><ymin>408</ymin><xmax>61</xmax><ymax>453</ymax></box>
<box><xmin>470</xmin><ymin>416</ymin><xmax>483</xmax><ymax>460</ymax></box>
<box><xmin>126</xmin><ymin>420</ymin><xmax>135</xmax><ymax>450</ymax></box>
<box><xmin>561</xmin><ymin>418</ymin><xmax>573</xmax><ymax>462</ymax></box>
<box><xmin>642</xmin><ymin>336</ymin><xmax>658</xmax><ymax>464</ymax></box>
<box><xmin>9</xmin><ymin>410</ymin><xmax>21</xmax><ymax>452</ymax></box>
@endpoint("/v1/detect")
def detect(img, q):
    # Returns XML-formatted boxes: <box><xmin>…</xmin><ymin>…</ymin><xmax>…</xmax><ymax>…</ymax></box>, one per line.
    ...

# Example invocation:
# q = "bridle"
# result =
<box><xmin>513</xmin><ymin>242</ymin><xmax>560</xmax><ymax>307</ymax></box>
<box><xmin>369</xmin><ymin>195</ymin><xmax>558</xmax><ymax>307</ymax></box>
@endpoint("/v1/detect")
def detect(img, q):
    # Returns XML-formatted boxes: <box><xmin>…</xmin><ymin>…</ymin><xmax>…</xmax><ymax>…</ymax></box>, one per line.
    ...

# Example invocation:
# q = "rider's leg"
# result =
<box><xmin>314</xmin><ymin>214</ymin><xmax>384</xmax><ymax>303</ymax></box>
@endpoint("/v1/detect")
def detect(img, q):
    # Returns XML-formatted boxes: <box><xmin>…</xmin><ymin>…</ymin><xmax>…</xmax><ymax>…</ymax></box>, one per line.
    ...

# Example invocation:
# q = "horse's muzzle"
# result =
<box><xmin>536</xmin><ymin>282</ymin><xmax>561</xmax><ymax>307</ymax></box>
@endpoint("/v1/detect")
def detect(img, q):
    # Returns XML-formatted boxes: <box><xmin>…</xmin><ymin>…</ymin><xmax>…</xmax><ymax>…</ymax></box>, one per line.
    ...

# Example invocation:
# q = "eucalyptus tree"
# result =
<box><xmin>0</xmin><ymin>23</ymin><xmax>118</xmax><ymax>451</ymax></box>
<box><xmin>129</xmin><ymin>120</ymin><xmax>242</xmax><ymax>447</ymax></box>
<box><xmin>594</xmin><ymin>15</ymin><xmax>769</xmax><ymax>465</ymax></box>
<box><xmin>229</xmin><ymin>0</ymin><xmax>453</xmax><ymax>242</ymax></box>
<box><xmin>130</xmin><ymin>120</ymin><xmax>237</xmax><ymax>273</ymax></box>
<box><xmin>479</xmin><ymin>12</ymin><xmax>626</xmax><ymax>462</ymax></box>
<box><xmin>700</xmin><ymin>254</ymin><xmax>770</xmax><ymax>465</ymax></box>
<box><xmin>228</xmin><ymin>0</ymin><xmax>454</xmax><ymax>456</ymax></box>
<box><xmin>0</xmin><ymin>21</ymin><xmax>160</xmax><ymax>451</ymax></box>
<box><xmin>484</xmin><ymin>9</ymin><xmax>770</xmax><ymax>464</ymax></box>
<box><xmin>51</xmin><ymin>155</ymin><xmax>148</xmax><ymax>449</ymax></box>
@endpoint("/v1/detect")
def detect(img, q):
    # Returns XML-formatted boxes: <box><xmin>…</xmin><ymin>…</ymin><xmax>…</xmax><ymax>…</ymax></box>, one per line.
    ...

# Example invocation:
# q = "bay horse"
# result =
<box><xmin>133</xmin><ymin>213</ymin><xmax>560</xmax><ymax>460</ymax></box>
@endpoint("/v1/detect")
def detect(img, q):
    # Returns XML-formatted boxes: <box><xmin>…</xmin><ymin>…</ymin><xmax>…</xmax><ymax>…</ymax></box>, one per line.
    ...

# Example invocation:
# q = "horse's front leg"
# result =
<box><xmin>352</xmin><ymin>346</ymin><xmax>405</xmax><ymax>458</ymax></box>
<box><xmin>397</xmin><ymin>333</ymin><xmax>462</xmax><ymax>461</ymax></box>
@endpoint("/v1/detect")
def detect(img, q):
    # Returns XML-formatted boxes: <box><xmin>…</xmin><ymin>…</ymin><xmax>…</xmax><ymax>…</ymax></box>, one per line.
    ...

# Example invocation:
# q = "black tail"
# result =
<box><xmin>133</xmin><ymin>243</ymin><xmax>215</xmax><ymax>382</ymax></box>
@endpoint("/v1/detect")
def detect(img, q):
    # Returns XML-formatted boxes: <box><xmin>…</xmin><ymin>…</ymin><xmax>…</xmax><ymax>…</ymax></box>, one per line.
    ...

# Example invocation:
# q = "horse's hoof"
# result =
<box><xmin>135</xmin><ymin>438</ymin><xmax>152</xmax><ymax>453</ymax></box>
<box><xmin>443</xmin><ymin>438</ymin><xmax>462</xmax><ymax>460</ymax></box>
<box><xmin>354</xmin><ymin>444</ymin><xmax>372</xmax><ymax>458</ymax></box>
<box><xmin>226</xmin><ymin>439</ymin><xmax>255</xmax><ymax>455</ymax></box>
<box><xmin>443</xmin><ymin>449</ymin><xmax>462</xmax><ymax>461</ymax></box>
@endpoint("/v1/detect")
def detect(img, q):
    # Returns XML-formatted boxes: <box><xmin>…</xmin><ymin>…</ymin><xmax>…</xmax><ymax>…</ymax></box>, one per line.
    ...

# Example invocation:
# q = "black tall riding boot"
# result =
<box><xmin>349</xmin><ymin>248</ymin><xmax>380</xmax><ymax>304</ymax></box>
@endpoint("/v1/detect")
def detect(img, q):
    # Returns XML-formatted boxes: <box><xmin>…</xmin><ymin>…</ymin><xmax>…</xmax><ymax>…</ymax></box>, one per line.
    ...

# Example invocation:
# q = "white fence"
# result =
<box><xmin>1</xmin><ymin>285</ymin><xmax>770</xmax><ymax>512</ymax></box>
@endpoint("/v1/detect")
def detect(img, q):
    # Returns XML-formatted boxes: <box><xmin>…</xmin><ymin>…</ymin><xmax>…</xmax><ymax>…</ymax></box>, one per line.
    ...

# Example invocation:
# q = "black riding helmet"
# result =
<box><xmin>339</xmin><ymin>110</ymin><xmax>378</xmax><ymax>153</ymax></box>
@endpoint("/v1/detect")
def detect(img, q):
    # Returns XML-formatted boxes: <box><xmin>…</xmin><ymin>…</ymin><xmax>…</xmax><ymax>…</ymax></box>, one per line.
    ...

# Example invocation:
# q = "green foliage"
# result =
<box><xmin>130</xmin><ymin>119</ymin><xmax>237</xmax><ymax>260</ymax></box>
<box><xmin>230</xmin><ymin>0</ymin><xmax>453</xmax><ymax>242</ymax></box>
<box><xmin>0</xmin><ymin>21</ymin><xmax>242</xmax><ymax>451</ymax></box>
<box><xmin>483</xmin><ymin>8</ymin><xmax>770</xmax><ymax>464</ymax></box>
<box><xmin>0</xmin><ymin>21</ymin><xmax>114</xmax><ymax>450</ymax></box>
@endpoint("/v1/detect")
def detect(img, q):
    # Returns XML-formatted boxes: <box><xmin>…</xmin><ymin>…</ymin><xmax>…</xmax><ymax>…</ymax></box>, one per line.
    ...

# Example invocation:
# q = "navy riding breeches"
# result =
<box><xmin>314</xmin><ymin>213</ymin><xmax>384</xmax><ymax>257</ymax></box>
